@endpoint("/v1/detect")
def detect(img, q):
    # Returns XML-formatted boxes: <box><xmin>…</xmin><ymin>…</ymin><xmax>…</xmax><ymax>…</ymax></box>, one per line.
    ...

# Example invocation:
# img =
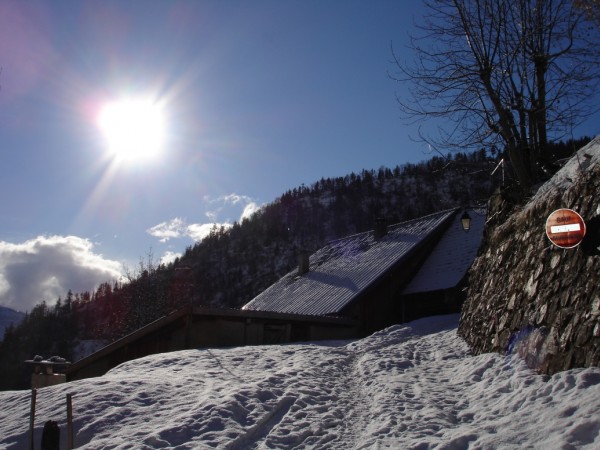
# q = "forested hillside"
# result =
<box><xmin>0</xmin><ymin>140</ymin><xmax>588</xmax><ymax>391</ymax></box>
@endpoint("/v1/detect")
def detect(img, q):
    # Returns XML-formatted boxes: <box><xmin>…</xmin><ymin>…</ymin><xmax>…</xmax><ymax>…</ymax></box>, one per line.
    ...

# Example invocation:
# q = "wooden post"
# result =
<box><xmin>29</xmin><ymin>388</ymin><xmax>37</xmax><ymax>450</ymax></box>
<box><xmin>66</xmin><ymin>393</ymin><xmax>74</xmax><ymax>450</ymax></box>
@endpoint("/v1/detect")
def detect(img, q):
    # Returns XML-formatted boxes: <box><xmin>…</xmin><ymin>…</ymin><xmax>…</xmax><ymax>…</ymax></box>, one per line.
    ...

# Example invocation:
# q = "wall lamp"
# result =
<box><xmin>461</xmin><ymin>211</ymin><xmax>472</xmax><ymax>232</ymax></box>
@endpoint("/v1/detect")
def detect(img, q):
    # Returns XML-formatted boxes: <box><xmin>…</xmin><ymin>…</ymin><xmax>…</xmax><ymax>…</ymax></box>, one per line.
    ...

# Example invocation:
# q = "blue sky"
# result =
<box><xmin>0</xmin><ymin>0</ymin><xmax>598</xmax><ymax>312</ymax></box>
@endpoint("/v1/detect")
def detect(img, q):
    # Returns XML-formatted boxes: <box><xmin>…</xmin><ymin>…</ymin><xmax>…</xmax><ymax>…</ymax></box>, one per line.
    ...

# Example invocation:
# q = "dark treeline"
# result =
<box><xmin>0</xmin><ymin>293</ymin><xmax>77</xmax><ymax>391</ymax></box>
<box><xmin>0</xmin><ymin>140</ymin><xmax>589</xmax><ymax>390</ymax></box>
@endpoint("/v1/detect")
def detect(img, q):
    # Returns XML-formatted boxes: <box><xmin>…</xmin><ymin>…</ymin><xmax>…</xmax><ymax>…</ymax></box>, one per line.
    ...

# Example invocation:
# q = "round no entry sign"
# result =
<box><xmin>545</xmin><ymin>209</ymin><xmax>586</xmax><ymax>248</ymax></box>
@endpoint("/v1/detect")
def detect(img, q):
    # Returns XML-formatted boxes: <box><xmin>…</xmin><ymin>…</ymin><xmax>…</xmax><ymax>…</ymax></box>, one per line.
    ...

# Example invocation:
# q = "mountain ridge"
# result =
<box><xmin>0</xmin><ymin>306</ymin><xmax>25</xmax><ymax>341</ymax></box>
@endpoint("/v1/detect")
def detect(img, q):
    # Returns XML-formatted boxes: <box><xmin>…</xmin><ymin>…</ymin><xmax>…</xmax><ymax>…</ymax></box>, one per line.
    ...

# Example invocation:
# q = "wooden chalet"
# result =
<box><xmin>66</xmin><ymin>208</ymin><xmax>485</xmax><ymax>381</ymax></box>
<box><xmin>66</xmin><ymin>307</ymin><xmax>357</xmax><ymax>381</ymax></box>
<box><xmin>243</xmin><ymin>208</ymin><xmax>486</xmax><ymax>333</ymax></box>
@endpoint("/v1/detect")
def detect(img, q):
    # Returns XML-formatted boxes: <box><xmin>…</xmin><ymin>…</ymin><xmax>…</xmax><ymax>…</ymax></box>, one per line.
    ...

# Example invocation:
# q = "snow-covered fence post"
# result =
<box><xmin>29</xmin><ymin>388</ymin><xmax>37</xmax><ymax>450</ymax></box>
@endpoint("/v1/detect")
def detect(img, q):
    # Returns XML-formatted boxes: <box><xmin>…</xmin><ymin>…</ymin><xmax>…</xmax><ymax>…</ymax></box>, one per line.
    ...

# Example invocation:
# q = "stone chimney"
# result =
<box><xmin>373</xmin><ymin>217</ymin><xmax>387</xmax><ymax>240</ymax></box>
<box><xmin>297</xmin><ymin>251</ymin><xmax>310</xmax><ymax>275</ymax></box>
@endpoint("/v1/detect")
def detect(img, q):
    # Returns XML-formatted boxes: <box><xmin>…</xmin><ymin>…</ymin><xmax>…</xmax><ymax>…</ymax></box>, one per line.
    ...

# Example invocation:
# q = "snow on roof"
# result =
<box><xmin>401</xmin><ymin>208</ymin><xmax>486</xmax><ymax>295</ymax></box>
<box><xmin>243</xmin><ymin>209</ymin><xmax>456</xmax><ymax>316</ymax></box>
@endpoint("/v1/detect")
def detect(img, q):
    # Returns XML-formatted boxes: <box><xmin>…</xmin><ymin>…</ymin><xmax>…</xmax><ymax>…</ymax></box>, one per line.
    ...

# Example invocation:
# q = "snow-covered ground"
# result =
<box><xmin>1</xmin><ymin>314</ymin><xmax>599</xmax><ymax>449</ymax></box>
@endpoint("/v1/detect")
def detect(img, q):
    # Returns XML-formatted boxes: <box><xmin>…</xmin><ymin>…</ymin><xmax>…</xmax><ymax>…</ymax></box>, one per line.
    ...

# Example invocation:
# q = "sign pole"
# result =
<box><xmin>66</xmin><ymin>393</ymin><xmax>74</xmax><ymax>449</ymax></box>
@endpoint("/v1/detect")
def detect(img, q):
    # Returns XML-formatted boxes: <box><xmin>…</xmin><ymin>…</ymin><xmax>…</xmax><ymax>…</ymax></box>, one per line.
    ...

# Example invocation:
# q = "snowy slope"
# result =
<box><xmin>1</xmin><ymin>314</ymin><xmax>599</xmax><ymax>449</ymax></box>
<box><xmin>528</xmin><ymin>135</ymin><xmax>600</xmax><ymax>208</ymax></box>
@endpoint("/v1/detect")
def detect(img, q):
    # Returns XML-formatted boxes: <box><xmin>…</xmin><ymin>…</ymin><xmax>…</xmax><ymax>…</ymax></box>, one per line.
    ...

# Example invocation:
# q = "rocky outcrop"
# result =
<box><xmin>459</xmin><ymin>137</ymin><xmax>600</xmax><ymax>375</ymax></box>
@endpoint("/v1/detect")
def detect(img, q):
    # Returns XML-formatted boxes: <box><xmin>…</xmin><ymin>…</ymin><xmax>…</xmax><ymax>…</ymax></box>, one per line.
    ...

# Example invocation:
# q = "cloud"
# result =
<box><xmin>241</xmin><ymin>202</ymin><xmax>260</xmax><ymax>221</ymax></box>
<box><xmin>0</xmin><ymin>235</ymin><xmax>124</xmax><ymax>312</ymax></box>
<box><xmin>146</xmin><ymin>217</ymin><xmax>186</xmax><ymax>243</ymax></box>
<box><xmin>205</xmin><ymin>194</ymin><xmax>259</xmax><ymax>223</ymax></box>
<box><xmin>205</xmin><ymin>210</ymin><xmax>219</xmax><ymax>223</ymax></box>
<box><xmin>148</xmin><ymin>194</ymin><xmax>263</xmax><ymax>246</ymax></box>
<box><xmin>186</xmin><ymin>223</ymin><xmax>233</xmax><ymax>241</ymax></box>
<box><xmin>186</xmin><ymin>223</ymin><xmax>216</xmax><ymax>241</ymax></box>
<box><xmin>221</xmin><ymin>194</ymin><xmax>248</xmax><ymax>205</ymax></box>
<box><xmin>159</xmin><ymin>251</ymin><xmax>182</xmax><ymax>265</ymax></box>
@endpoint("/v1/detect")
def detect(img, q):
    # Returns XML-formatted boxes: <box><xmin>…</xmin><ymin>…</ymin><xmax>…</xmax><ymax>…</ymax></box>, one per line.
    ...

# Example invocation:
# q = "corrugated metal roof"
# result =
<box><xmin>401</xmin><ymin>208</ymin><xmax>486</xmax><ymax>295</ymax></box>
<box><xmin>242</xmin><ymin>209</ymin><xmax>456</xmax><ymax>316</ymax></box>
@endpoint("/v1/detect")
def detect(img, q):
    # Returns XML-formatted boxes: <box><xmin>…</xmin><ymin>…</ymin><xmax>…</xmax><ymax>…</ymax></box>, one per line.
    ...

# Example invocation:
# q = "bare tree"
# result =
<box><xmin>392</xmin><ymin>0</ymin><xmax>600</xmax><ymax>192</ymax></box>
<box><xmin>574</xmin><ymin>0</ymin><xmax>600</xmax><ymax>24</ymax></box>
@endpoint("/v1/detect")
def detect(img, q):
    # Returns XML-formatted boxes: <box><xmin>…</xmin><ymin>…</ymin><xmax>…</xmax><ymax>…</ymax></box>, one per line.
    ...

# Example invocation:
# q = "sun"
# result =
<box><xmin>98</xmin><ymin>98</ymin><xmax>165</xmax><ymax>163</ymax></box>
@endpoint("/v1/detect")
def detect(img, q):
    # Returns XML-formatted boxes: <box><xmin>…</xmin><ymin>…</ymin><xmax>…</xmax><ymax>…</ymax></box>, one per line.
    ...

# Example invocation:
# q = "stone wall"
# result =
<box><xmin>459</xmin><ymin>137</ymin><xmax>600</xmax><ymax>375</ymax></box>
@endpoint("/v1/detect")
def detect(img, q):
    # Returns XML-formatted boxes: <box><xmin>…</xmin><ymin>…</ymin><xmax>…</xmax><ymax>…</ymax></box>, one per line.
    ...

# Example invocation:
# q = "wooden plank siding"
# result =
<box><xmin>66</xmin><ymin>308</ymin><xmax>358</xmax><ymax>381</ymax></box>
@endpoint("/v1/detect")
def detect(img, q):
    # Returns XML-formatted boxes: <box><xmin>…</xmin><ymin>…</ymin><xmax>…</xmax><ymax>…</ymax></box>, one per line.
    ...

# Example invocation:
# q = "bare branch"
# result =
<box><xmin>391</xmin><ymin>0</ymin><xmax>600</xmax><ymax>190</ymax></box>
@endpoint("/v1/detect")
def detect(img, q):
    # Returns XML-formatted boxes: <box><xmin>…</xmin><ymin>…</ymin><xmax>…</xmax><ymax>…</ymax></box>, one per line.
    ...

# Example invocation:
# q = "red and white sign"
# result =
<box><xmin>545</xmin><ymin>209</ymin><xmax>586</xmax><ymax>248</ymax></box>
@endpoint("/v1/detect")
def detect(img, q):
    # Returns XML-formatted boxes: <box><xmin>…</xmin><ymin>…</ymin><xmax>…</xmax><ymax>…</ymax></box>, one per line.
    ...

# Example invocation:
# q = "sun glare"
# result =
<box><xmin>98</xmin><ymin>99</ymin><xmax>165</xmax><ymax>163</ymax></box>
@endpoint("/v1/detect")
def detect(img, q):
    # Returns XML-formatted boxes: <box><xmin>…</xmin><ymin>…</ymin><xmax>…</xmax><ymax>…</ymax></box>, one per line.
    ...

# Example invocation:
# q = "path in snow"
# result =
<box><xmin>0</xmin><ymin>314</ymin><xmax>599</xmax><ymax>449</ymax></box>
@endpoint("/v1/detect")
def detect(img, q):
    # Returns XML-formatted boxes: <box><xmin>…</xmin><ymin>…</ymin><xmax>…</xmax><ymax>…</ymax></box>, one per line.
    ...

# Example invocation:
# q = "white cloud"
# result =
<box><xmin>221</xmin><ymin>193</ymin><xmax>247</xmax><ymax>205</ymax></box>
<box><xmin>147</xmin><ymin>193</ymin><xmax>263</xmax><ymax>246</ymax></box>
<box><xmin>0</xmin><ymin>235</ymin><xmax>124</xmax><ymax>312</ymax></box>
<box><xmin>160</xmin><ymin>251</ymin><xmax>182</xmax><ymax>265</ymax></box>
<box><xmin>205</xmin><ymin>194</ymin><xmax>260</xmax><ymax>223</ymax></box>
<box><xmin>205</xmin><ymin>210</ymin><xmax>219</xmax><ymax>222</ymax></box>
<box><xmin>186</xmin><ymin>223</ymin><xmax>232</xmax><ymax>242</ymax></box>
<box><xmin>146</xmin><ymin>218</ymin><xmax>186</xmax><ymax>242</ymax></box>
<box><xmin>185</xmin><ymin>223</ymin><xmax>214</xmax><ymax>241</ymax></box>
<box><xmin>241</xmin><ymin>202</ymin><xmax>260</xmax><ymax>221</ymax></box>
